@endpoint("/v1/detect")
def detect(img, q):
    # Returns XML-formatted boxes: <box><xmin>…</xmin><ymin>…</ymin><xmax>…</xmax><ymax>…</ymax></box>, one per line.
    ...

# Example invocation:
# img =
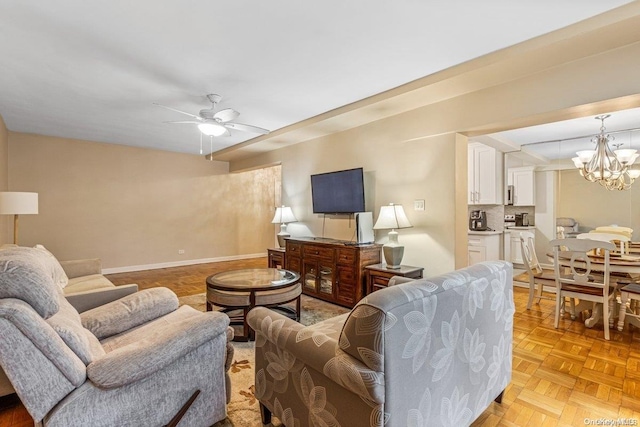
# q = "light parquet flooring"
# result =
<box><xmin>3</xmin><ymin>262</ymin><xmax>640</xmax><ymax>426</ymax></box>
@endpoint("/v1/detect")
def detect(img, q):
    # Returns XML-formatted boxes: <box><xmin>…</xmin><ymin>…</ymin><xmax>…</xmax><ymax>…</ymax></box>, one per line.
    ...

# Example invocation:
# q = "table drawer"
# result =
<box><xmin>337</xmin><ymin>248</ymin><xmax>356</xmax><ymax>265</ymax></box>
<box><xmin>303</xmin><ymin>245</ymin><xmax>334</xmax><ymax>260</ymax></box>
<box><xmin>287</xmin><ymin>242</ymin><xmax>302</xmax><ymax>256</ymax></box>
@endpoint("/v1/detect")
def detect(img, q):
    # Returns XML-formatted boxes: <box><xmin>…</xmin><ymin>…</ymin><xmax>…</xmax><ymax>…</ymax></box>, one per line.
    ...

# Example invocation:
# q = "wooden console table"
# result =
<box><xmin>285</xmin><ymin>237</ymin><xmax>381</xmax><ymax>308</ymax></box>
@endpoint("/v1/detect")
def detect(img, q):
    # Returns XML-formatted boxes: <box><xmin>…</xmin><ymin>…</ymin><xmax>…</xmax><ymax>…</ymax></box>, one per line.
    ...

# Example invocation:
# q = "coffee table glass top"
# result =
<box><xmin>207</xmin><ymin>268</ymin><xmax>300</xmax><ymax>292</ymax></box>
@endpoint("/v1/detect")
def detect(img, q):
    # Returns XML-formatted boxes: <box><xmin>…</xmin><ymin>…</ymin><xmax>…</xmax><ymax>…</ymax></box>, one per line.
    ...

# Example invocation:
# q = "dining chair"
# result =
<box><xmin>520</xmin><ymin>231</ymin><xmax>556</xmax><ymax>310</ymax></box>
<box><xmin>593</xmin><ymin>227</ymin><xmax>633</xmax><ymax>254</ymax></box>
<box><xmin>577</xmin><ymin>232</ymin><xmax>630</xmax><ymax>255</ymax></box>
<box><xmin>550</xmin><ymin>238</ymin><xmax>616</xmax><ymax>340</ymax></box>
<box><xmin>617</xmin><ymin>281</ymin><xmax>640</xmax><ymax>331</ymax></box>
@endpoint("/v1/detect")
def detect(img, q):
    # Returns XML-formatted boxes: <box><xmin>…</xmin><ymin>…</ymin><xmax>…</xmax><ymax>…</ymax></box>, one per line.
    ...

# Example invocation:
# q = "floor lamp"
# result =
<box><xmin>0</xmin><ymin>192</ymin><xmax>39</xmax><ymax>245</ymax></box>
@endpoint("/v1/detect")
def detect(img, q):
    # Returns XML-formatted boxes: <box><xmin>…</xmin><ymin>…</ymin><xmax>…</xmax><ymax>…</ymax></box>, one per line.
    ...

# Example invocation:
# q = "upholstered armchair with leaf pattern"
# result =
<box><xmin>247</xmin><ymin>260</ymin><xmax>514</xmax><ymax>427</ymax></box>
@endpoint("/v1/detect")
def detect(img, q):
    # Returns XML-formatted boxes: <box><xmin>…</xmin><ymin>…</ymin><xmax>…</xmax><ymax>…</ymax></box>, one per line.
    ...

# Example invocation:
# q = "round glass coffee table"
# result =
<box><xmin>206</xmin><ymin>268</ymin><xmax>301</xmax><ymax>341</ymax></box>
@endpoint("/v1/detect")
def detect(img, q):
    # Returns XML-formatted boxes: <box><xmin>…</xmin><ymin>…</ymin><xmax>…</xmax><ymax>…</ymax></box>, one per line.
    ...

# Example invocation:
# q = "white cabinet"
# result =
<box><xmin>507</xmin><ymin>166</ymin><xmax>535</xmax><ymax>206</ymax></box>
<box><xmin>468</xmin><ymin>245</ymin><xmax>486</xmax><ymax>266</ymax></box>
<box><xmin>503</xmin><ymin>231</ymin><xmax>511</xmax><ymax>261</ymax></box>
<box><xmin>468</xmin><ymin>143</ymin><xmax>503</xmax><ymax>205</ymax></box>
<box><xmin>510</xmin><ymin>233</ymin><xmax>524</xmax><ymax>264</ymax></box>
<box><xmin>468</xmin><ymin>233</ymin><xmax>501</xmax><ymax>266</ymax></box>
<box><xmin>505</xmin><ymin>227</ymin><xmax>535</xmax><ymax>265</ymax></box>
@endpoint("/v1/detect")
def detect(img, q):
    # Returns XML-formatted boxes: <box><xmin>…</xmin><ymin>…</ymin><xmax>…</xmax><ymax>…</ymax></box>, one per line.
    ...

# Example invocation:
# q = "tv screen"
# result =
<box><xmin>311</xmin><ymin>168</ymin><xmax>365</xmax><ymax>214</ymax></box>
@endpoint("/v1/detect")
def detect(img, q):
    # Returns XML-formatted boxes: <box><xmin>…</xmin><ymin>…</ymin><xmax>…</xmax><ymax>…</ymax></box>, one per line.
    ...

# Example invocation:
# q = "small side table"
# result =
<box><xmin>366</xmin><ymin>263</ymin><xmax>424</xmax><ymax>294</ymax></box>
<box><xmin>267</xmin><ymin>248</ymin><xmax>286</xmax><ymax>269</ymax></box>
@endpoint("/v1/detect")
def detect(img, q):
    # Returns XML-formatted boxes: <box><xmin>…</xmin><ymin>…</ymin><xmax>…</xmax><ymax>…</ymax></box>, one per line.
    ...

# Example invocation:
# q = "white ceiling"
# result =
<box><xmin>491</xmin><ymin>107</ymin><xmax>640</xmax><ymax>161</ymax></box>
<box><xmin>0</xmin><ymin>1</ymin><xmax>634</xmax><ymax>156</ymax></box>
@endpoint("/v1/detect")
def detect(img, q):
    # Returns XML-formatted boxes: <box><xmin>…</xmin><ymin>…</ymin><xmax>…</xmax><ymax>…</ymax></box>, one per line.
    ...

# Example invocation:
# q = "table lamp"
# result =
<box><xmin>373</xmin><ymin>203</ymin><xmax>412</xmax><ymax>269</ymax></box>
<box><xmin>271</xmin><ymin>206</ymin><xmax>297</xmax><ymax>248</ymax></box>
<box><xmin>0</xmin><ymin>192</ymin><xmax>39</xmax><ymax>244</ymax></box>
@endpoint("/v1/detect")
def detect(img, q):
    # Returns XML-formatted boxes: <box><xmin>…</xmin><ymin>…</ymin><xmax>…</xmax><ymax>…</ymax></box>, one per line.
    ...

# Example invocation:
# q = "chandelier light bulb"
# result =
<box><xmin>576</xmin><ymin>150</ymin><xmax>595</xmax><ymax>163</ymax></box>
<box><xmin>614</xmin><ymin>148</ymin><xmax>638</xmax><ymax>164</ymax></box>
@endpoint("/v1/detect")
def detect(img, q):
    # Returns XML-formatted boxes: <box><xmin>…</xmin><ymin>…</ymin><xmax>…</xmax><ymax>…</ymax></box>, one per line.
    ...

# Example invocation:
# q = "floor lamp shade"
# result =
<box><xmin>0</xmin><ymin>192</ymin><xmax>39</xmax><ymax>244</ymax></box>
<box><xmin>271</xmin><ymin>206</ymin><xmax>297</xmax><ymax>248</ymax></box>
<box><xmin>373</xmin><ymin>203</ymin><xmax>412</xmax><ymax>269</ymax></box>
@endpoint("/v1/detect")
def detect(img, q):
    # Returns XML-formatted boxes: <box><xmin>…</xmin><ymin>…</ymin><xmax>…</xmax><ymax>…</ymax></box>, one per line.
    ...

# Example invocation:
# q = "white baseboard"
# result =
<box><xmin>102</xmin><ymin>253</ymin><xmax>267</xmax><ymax>274</ymax></box>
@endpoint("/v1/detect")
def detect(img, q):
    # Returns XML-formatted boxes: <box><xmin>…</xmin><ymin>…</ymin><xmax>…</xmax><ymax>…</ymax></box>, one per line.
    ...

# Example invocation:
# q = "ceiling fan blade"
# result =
<box><xmin>163</xmin><ymin>120</ymin><xmax>201</xmax><ymax>124</ymax></box>
<box><xmin>225</xmin><ymin>122</ymin><xmax>270</xmax><ymax>135</ymax></box>
<box><xmin>213</xmin><ymin>108</ymin><xmax>240</xmax><ymax>123</ymax></box>
<box><xmin>153</xmin><ymin>103</ymin><xmax>202</xmax><ymax>120</ymax></box>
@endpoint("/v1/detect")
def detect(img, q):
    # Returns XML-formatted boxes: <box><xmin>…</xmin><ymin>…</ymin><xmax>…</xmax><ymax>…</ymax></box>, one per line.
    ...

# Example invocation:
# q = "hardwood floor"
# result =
<box><xmin>106</xmin><ymin>257</ymin><xmax>267</xmax><ymax>297</ymax></box>
<box><xmin>2</xmin><ymin>261</ymin><xmax>640</xmax><ymax>426</ymax></box>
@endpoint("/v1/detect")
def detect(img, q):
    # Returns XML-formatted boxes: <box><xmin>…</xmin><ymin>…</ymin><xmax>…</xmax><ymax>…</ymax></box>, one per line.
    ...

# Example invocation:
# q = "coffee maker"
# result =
<box><xmin>469</xmin><ymin>210</ymin><xmax>488</xmax><ymax>231</ymax></box>
<box><xmin>515</xmin><ymin>213</ymin><xmax>529</xmax><ymax>227</ymax></box>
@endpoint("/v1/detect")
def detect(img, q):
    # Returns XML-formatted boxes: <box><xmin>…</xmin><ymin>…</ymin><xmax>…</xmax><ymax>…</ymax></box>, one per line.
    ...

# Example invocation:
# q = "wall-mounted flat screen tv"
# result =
<box><xmin>310</xmin><ymin>167</ymin><xmax>365</xmax><ymax>214</ymax></box>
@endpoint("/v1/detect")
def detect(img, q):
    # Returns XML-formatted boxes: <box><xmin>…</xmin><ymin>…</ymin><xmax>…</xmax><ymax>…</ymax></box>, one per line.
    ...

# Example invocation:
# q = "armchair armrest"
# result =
<box><xmin>247</xmin><ymin>307</ymin><xmax>384</xmax><ymax>404</ymax></box>
<box><xmin>65</xmin><ymin>284</ymin><xmax>139</xmax><ymax>313</ymax></box>
<box><xmin>81</xmin><ymin>288</ymin><xmax>178</xmax><ymax>339</ymax></box>
<box><xmin>87</xmin><ymin>311</ymin><xmax>230</xmax><ymax>388</ymax></box>
<box><xmin>60</xmin><ymin>259</ymin><xmax>102</xmax><ymax>278</ymax></box>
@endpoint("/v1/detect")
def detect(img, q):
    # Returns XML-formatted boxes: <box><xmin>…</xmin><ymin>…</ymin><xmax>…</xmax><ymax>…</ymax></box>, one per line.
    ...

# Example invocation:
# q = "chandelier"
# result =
<box><xmin>572</xmin><ymin>115</ymin><xmax>640</xmax><ymax>190</ymax></box>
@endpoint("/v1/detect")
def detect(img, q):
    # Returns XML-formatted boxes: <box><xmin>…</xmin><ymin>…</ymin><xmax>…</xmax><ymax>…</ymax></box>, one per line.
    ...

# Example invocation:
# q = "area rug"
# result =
<box><xmin>177</xmin><ymin>293</ymin><xmax>349</xmax><ymax>427</ymax></box>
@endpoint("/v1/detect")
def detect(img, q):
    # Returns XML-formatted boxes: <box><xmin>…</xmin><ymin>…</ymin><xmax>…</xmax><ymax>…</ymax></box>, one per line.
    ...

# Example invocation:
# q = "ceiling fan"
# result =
<box><xmin>154</xmin><ymin>94</ymin><xmax>270</xmax><ymax>137</ymax></box>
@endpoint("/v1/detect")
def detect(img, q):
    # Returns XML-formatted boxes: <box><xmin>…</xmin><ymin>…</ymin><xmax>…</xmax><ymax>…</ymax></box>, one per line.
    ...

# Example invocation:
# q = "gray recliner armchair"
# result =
<box><xmin>0</xmin><ymin>247</ymin><xmax>231</xmax><ymax>426</ymax></box>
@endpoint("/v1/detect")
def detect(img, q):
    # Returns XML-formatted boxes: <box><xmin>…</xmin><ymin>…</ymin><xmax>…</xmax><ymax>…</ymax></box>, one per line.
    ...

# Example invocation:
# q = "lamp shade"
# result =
<box><xmin>373</xmin><ymin>204</ymin><xmax>411</xmax><ymax>230</ymax></box>
<box><xmin>0</xmin><ymin>192</ymin><xmax>38</xmax><ymax>215</ymax></box>
<box><xmin>271</xmin><ymin>206</ymin><xmax>297</xmax><ymax>224</ymax></box>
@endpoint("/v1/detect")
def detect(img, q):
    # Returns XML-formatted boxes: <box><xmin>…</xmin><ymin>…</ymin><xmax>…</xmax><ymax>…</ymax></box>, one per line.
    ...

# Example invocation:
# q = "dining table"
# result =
<box><xmin>547</xmin><ymin>245</ymin><xmax>640</xmax><ymax>330</ymax></box>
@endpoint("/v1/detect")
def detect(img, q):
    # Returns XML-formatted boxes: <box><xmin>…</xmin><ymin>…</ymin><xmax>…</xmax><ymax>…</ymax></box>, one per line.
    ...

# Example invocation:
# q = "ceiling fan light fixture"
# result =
<box><xmin>197</xmin><ymin>122</ymin><xmax>227</xmax><ymax>136</ymax></box>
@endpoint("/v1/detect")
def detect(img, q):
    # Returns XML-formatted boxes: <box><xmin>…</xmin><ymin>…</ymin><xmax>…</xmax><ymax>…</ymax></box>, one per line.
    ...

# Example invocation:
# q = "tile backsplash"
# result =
<box><xmin>468</xmin><ymin>204</ymin><xmax>505</xmax><ymax>231</ymax></box>
<box><xmin>505</xmin><ymin>205</ymin><xmax>535</xmax><ymax>226</ymax></box>
<box><xmin>468</xmin><ymin>204</ymin><xmax>536</xmax><ymax>231</ymax></box>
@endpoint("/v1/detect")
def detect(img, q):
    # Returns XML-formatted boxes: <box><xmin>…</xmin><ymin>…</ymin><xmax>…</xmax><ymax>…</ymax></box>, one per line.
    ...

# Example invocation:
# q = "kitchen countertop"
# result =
<box><xmin>468</xmin><ymin>230</ymin><xmax>502</xmax><ymax>235</ymax></box>
<box><xmin>506</xmin><ymin>226</ymin><xmax>536</xmax><ymax>230</ymax></box>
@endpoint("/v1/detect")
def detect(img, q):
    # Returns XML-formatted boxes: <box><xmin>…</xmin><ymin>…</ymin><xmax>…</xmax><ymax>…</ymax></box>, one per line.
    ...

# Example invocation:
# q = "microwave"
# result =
<box><xmin>506</xmin><ymin>185</ymin><xmax>514</xmax><ymax>205</ymax></box>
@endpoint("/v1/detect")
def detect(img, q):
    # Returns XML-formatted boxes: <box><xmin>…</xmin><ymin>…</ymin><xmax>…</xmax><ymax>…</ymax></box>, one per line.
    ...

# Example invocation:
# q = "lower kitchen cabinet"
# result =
<box><xmin>504</xmin><ymin>227</ymin><xmax>535</xmax><ymax>265</ymax></box>
<box><xmin>468</xmin><ymin>232</ymin><xmax>501</xmax><ymax>266</ymax></box>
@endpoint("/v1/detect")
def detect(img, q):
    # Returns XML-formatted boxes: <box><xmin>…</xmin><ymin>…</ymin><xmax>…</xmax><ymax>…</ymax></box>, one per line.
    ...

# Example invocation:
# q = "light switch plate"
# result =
<box><xmin>414</xmin><ymin>199</ymin><xmax>425</xmax><ymax>211</ymax></box>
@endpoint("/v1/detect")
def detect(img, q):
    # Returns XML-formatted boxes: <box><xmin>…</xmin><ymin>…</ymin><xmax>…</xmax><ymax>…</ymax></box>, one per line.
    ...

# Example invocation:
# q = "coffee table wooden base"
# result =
<box><xmin>206</xmin><ymin>283</ymin><xmax>302</xmax><ymax>341</ymax></box>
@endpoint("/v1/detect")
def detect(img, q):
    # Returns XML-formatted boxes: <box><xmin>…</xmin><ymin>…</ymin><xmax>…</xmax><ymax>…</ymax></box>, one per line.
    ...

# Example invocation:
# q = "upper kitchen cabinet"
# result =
<box><xmin>507</xmin><ymin>166</ymin><xmax>535</xmax><ymax>206</ymax></box>
<box><xmin>468</xmin><ymin>142</ymin><xmax>503</xmax><ymax>205</ymax></box>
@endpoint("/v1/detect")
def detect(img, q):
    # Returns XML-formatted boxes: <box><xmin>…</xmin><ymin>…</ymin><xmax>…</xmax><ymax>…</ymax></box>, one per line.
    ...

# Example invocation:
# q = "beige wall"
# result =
<box><xmin>233</xmin><ymin>121</ymin><xmax>466</xmax><ymax>275</ymax></box>
<box><xmin>0</xmin><ymin>115</ymin><xmax>8</xmax><ymax>244</ymax></box>
<box><xmin>558</xmin><ymin>169</ymin><xmax>640</xmax><ymax>240</ymax></box>
<box><xmin>8</xmin><ymin>132</ymin><xmax>278</xmax><ymax>269</ymax></box>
